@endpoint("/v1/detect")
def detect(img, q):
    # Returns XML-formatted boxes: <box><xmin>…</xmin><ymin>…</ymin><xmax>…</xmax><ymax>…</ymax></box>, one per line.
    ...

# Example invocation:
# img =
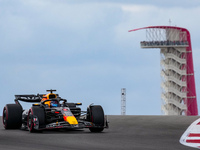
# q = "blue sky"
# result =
<box><xmin>1</xmin><ymin>0</ymin><xmax>200</xmax><ymax>115</ymax></box>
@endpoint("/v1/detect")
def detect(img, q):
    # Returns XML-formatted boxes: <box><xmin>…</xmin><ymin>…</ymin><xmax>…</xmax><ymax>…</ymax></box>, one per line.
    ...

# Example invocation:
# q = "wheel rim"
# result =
<box><xmin>3</xmin><ymin>108</ymin><xmax>7</xmax><ymax>126</ymax></box>
<box><xmin>27</xmin><ymin>110</ymin><xmax>33</xmax><ymax>130</ymax></box>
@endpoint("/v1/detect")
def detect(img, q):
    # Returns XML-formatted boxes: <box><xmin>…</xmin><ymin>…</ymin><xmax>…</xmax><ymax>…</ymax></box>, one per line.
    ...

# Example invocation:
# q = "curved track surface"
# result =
<box><xmin>0</xmin><ymin>115</ymin><xmax>199</xmax><ymax>150</ymax></box>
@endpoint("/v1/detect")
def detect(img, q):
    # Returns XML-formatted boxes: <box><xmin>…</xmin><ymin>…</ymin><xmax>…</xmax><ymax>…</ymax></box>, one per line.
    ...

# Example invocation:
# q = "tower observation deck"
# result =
<box><xmin>129</xmin><ymin>26</ymin><xmax>198</xmax><ymax>116</ymax></box>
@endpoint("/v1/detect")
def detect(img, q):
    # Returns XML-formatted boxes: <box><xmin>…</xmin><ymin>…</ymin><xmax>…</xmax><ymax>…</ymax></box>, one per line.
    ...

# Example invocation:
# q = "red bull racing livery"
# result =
<box><xmin>2</xmin><ymin>89</ymin><xmax>108</xmax><ymax>132</ymax></box>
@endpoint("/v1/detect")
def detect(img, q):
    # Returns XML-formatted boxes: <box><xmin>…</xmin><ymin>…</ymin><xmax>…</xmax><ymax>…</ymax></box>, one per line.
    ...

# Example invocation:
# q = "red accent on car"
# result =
<box><xmin>63</xmin><ymin>116</ymin><xmax>68</xmax><ymax>121</ymax></box>
<box><xmin>6</xmin><ymin>107</ymin><xmax>8</xmax><ymax>120</ymax></box>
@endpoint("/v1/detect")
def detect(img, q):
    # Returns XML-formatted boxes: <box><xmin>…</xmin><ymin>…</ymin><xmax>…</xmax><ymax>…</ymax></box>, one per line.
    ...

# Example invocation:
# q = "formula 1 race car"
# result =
<box><xmin>2</xmin><ymin>89</ymin><xmax>108</xmax><ymax>132</ymax></box>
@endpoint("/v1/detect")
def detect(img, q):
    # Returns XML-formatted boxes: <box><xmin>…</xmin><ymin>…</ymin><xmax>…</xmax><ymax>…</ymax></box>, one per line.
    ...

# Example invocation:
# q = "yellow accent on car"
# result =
<box><xmin>66</xmin><ymin>116</ymin><xmax>78</xmax><ymax>125</ymax></box>
<box><xmin>41</xmin><ymin>93</ymin><xmax>57</xmax><ymax>107</ymax></box>
<box><xmin>76</xmin><ymin>103</ymin><xmax>82</xmax><ymax>105</ymax></box>
<box><xmin>33</xmin><ymin>104</ymin><xmax>39</xmax><ymax>106</ymax></box>
<box><xmin>46</xmin><ymin>93</ymin><xmax>57</xmax><ymax>99</ymax></box>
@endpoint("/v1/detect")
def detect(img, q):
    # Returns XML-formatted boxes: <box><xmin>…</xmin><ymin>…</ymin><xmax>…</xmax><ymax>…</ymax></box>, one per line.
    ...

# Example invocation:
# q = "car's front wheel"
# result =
<box><xmin>87</xmin><ymin>105</ymin><xmax>105</xmax><ymax>132</ymax></box>
<box><xmin>27</xmin><ymin>107</ymin><xmax>45</xmax><ymax>133</ymax></box>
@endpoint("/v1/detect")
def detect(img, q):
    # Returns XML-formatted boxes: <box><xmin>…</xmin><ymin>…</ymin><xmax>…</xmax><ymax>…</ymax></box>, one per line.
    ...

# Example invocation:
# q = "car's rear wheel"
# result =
<box><xmin>2</xmin><ymin>104</ymin><xmax>22</xmax><ymax>129</ymax></box>
<box><xmin>27</xmin><ymin>107</ymin><xmax>45</xmax><ymax>132</ymax></box>
<box><xmin>88</xmin><ymin>105</ymin><xmax>105</xmax><ymax>132</ymax></box>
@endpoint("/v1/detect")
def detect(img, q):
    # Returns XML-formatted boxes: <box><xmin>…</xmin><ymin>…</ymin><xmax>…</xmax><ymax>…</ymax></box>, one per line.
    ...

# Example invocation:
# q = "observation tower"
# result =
<box><xmin>129</xmin><ymin>26</ymin><xmax>198</xmax><ymax>116</ymax></box>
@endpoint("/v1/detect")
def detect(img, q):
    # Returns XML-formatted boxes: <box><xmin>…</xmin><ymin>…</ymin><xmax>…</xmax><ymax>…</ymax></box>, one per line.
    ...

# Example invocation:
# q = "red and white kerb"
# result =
<box><xmin>180</xmin><ymin>118</ymin><xmax>200</xmax><ymax>149</ymax></box>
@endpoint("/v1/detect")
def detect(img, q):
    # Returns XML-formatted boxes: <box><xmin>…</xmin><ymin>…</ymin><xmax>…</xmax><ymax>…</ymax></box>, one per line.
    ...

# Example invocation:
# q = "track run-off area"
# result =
<box><xmin>0</xmin><ymin>115</ymin><xmax>199</xmax><ymax>150</ymax></box>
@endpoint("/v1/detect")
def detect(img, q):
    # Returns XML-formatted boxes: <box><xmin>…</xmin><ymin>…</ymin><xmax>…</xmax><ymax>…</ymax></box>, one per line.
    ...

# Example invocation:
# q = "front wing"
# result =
<box><xmin>31</xmin><ymin>116</ymin><xmax>108</xmax><ymax>130</ymax></box>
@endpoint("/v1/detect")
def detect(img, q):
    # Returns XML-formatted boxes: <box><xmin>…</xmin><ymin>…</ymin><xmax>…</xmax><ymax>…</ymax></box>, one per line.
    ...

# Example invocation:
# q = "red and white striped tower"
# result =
<box><xmin>129</xmin><ymin>26</ymin><xmax>198</xmax><ymax>116</ymax></box>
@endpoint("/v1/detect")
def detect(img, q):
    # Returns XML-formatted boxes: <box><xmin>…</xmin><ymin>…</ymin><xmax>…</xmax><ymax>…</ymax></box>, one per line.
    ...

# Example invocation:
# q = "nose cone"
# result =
<box><xmin>64</xmin><ymin>116</ymin><xmax>78</xmax><ymax>125</ymax></box>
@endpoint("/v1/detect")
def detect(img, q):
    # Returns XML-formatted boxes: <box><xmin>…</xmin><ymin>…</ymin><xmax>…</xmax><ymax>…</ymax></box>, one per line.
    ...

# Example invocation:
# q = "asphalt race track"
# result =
<box><xmin>0</xmin><ymin>115</ymin><xmax>199</xmax><ymax>150</ymax></box>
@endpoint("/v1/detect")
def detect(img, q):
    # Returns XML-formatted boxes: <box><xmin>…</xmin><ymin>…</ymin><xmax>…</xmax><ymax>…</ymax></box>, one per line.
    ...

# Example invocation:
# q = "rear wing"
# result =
<box><xmin>14</xmin><ymin>94</ymin><xmax>60</xmax><ymax>104</ymax></box>
<box><xmin>15</xmin><ymin>95</ymin><xmax>43</xmax><ymax>104</ymax></box>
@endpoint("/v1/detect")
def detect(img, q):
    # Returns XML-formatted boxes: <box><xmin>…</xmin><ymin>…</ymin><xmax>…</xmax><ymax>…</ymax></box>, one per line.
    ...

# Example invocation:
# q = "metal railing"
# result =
<box><xmin>141</xmin><ymin>40</ymin><xmax>189</xmax><ymax>48</ymax></box>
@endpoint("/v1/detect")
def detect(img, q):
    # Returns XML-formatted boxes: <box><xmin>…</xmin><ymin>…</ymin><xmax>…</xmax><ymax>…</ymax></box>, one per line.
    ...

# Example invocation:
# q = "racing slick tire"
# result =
<box><xmin>2</xmin><ymin>104</ymin><xmax>22</xmax><ymax>129</ymax></box>
<box><xmin>88</xmin><ymin>105</ymin><xmax>104</xmax><ymax>132</ymax></box>
<box><xmin>27</xmin><ymin>106</ymin><xmax>45</xmax><ymax>133</ymax></box>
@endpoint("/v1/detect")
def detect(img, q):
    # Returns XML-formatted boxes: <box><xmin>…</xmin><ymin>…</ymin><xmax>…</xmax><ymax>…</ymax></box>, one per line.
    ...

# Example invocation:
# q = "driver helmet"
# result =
<box><xmin>50</xmin><ymin>100</ymin><xmax>59</xmax><ymax>107</ymax></box>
